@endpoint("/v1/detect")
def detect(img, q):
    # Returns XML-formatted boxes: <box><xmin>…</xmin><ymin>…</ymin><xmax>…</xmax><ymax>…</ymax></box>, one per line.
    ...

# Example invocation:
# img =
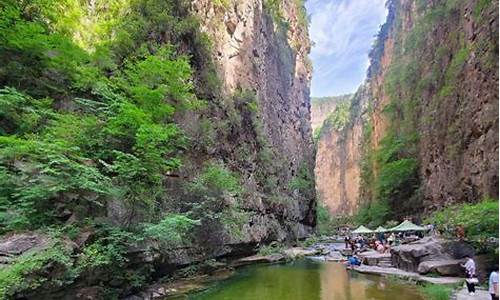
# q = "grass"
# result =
<box><xmin>257</xmin><ymin>243</ymin><xmax>285</xmax><ymax>256</ymax></box>
<box><xmin>418</xmin><ymin>284</ymin><xmax>455</xmax><ymax>300</ymax></box>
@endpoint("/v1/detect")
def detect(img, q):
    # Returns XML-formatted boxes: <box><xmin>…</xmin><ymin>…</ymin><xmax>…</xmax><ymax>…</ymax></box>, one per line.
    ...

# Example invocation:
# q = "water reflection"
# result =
<box><xmin>189</xmin><ymin>260</ymin><xmax>423</xmax><ymax>300</ymax></box>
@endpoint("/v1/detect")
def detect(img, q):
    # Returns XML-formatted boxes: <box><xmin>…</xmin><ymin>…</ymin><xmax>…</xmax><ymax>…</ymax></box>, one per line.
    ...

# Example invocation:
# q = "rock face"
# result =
<box><xmin>313</xmin><ymin>85</ymin><xmax>370</xmax><ymax>215</ymax></box>
<box><xmin>0</xmin><ymin>233</ymin><xmax>50</xmax><ymax>265</ymax></box>
<box><xmin>186</xmin><ymin>0</ymin><xmax>315</xmax><ymax>244</ymax></box>
<box><xmin>391</xmin><ymin>237</ymin><xmax>464</xmax><ymax>277</ymax></box>
<box><xmin>369</xmin><ymin>0</ymin><xmax>499</xmax><ymax>212</ymax></box>
<box><xmin>310</xmin><ymin>94</ymin><xmax>352</xmax><ymax>132</ymax></box>
<box><xmin>316</xmin><ymin>0</ymin><xmax>499</xmax><ymax>217</ymax></box>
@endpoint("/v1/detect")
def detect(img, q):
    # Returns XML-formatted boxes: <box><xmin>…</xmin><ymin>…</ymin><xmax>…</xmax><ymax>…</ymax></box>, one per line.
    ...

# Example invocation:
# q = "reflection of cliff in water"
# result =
<box><xmin>189</xmin><ymin>260</ymin><xmax>423</xmax><ymax>300</ymax></box>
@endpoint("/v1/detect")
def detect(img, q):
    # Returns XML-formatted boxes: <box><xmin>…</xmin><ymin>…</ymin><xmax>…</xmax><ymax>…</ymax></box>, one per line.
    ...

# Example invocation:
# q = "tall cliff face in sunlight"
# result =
<box><xmin>313</xmin><ymin>88</ymin><xmax>369</xmax><ymax>215</ymax></box>
<box><xmin>310</xmin><ymin>94</ymin><xmax>353</xmax><ymax>133</ymax></box>
<box><xmin>315</xmin><ymin>0</ymin><xmax>498</xmax><ymax>221</ymax></box>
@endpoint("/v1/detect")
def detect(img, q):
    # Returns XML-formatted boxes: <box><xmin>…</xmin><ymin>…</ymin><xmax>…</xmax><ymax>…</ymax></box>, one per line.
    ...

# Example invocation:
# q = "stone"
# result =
<box><xmin>0</xmin><ymin>233</ymin><xmax>49</xmax><ymax>265</ymax></box>
<box><xmin>358</xmin><ymin>251</ymin><xmax>392</xmax><ymax>267</ymax></box>
<box><xmin>391</xmin><ymin>237</ymin><xmax>452</xmax><ymax>272</ymax></box>
<box><xmin>417</xmin><ymin>259</ymin><xmax>463</xmax><ymax>276</ymax></box>
<box><xmin>352</xmin><ymin>265</ymin><xmax>463</xmax><ymax>285</ymax></box>
<box><xmin>234</xmin><ymin>254</ymin><xmax>285</xmax><ymax>266</ymax></box>
<box><xmin>283</xmin><ymin>247</ymin><xmax>319</xmax><ymax>258</ymax></box>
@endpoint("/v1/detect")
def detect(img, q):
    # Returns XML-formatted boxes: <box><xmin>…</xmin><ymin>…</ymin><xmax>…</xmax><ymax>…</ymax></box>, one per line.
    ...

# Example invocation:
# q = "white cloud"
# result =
<box><xmin>306</xmin><ymin>0</ymin><xmax>388</xmax><ymax>96</ymax></box>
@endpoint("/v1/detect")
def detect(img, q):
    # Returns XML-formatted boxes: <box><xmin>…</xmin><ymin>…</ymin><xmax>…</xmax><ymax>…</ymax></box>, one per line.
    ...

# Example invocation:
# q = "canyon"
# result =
<box><xmin>312</xmin><ymin>0</ymin><xmax>498</xmax><ymax>221</ymax></box>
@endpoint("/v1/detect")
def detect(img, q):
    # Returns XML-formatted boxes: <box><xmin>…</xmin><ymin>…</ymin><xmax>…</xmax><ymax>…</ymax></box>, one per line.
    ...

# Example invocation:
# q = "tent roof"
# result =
<box><xmin>352</xmin><ymin>225</ymin><xmax>373</xmax><ymax>234</ymax></box>
<box><xmin>374</xmin><ymin>226</ymin><xmax>388</xmax><ymax>233</ymax></box>
<box><xmin>389</xmin><ymin>220</ymin><xmax>426</xmax><ymax>232</ymax></box>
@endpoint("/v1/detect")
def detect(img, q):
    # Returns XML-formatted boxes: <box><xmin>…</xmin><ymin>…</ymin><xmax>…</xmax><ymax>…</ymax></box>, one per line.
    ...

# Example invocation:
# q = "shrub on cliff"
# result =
<box><xmin>426</xmin><ymin>198</ymin><xmax>499</xmax><ymax>243</ymax></box>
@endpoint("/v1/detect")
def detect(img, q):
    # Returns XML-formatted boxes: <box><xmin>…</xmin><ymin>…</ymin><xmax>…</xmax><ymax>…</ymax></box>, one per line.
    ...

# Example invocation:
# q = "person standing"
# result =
<box><xmin>489</xmin><ymin>265</ymin><xmax>499</xmax><ymax>300</ymax></box>
<box><xmin>388</xmin><ymin>233</ymin><xmax>396</xmax><ymax>246</ymax></box>
<box><xmin>461</xmin><ymin>255</ymin><xmax>477</xmax><ymax>295</ymax></box>
<box><xmin>344</xmin><ymin>235</ymin><xmax>351</xmax><ymax>249</ymax></box>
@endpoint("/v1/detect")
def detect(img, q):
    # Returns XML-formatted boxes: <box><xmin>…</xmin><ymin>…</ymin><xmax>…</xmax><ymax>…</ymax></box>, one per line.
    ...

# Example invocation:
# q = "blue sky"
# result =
<box><xmin>306</xmin><ymin>0</ymin><xmax>388</xmax><ymax>97</ymax></box>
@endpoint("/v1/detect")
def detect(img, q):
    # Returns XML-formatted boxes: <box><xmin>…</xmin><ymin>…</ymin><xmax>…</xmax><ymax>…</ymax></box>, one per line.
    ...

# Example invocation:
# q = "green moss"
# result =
<box><xmin>322</xmin><ymin>101</ymin><xmax>351</xmax><ymax>130</ymax></box>
<box><xmin>289</xmin><ymin>162</ymin><xmax>315</xmax><ymax>197</ymax></box>
<box><xmin>445</xmin><ymin>46</ymin><xmax>470</xmax><ymax>82</ymax></box>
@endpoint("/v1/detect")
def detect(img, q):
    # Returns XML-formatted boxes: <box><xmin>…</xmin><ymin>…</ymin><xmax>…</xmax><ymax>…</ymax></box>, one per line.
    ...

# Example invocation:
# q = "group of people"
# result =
<box><xmin>344</xmin><ymin>232</ymin><xmax>399</xmax><ymax>254</ymax></box>
<box><xmin>343</xmin><ymin>232</ymin><xmax>499</xmax><ymax>299</ymax></box>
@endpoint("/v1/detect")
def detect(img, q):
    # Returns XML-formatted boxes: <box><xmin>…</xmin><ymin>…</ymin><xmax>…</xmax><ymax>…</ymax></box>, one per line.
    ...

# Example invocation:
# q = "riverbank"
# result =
<box><xmin>128</xmin><ymin>237</ymin><xmax>478</xmax><ymax>299</ymax></box>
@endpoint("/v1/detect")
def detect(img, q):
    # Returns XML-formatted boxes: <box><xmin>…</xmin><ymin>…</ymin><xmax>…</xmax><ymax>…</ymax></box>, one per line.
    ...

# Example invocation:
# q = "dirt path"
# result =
<box><xmin>454</xmin><ymin>287</ymin><xmax>491</xmax><ymax>300</ymax></box>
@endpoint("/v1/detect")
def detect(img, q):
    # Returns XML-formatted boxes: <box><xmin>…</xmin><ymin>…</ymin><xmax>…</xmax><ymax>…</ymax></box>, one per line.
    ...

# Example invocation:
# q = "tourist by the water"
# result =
<box><xmin>344</xmin><ymin>235</ymin><xmax>351</xmax><ymax>249</ymax></box>
<box><xmin>489</xmin><ymin>265</ymin><xmax>499</xmax><ymax>300</ymax></box>
<box><xmin>461</xmin><ymin>255</ymin><xmax>477</xmax><ymax>295</ymax></box>
<box><xmin>347</xmin><ymin>255</ymin><xmax>361</xmax><ymax>267</ymax></box>
<box><xmin>456</xmin><ymin>224</ymin><xmax>466</xmax><ymax>241</ymax></box>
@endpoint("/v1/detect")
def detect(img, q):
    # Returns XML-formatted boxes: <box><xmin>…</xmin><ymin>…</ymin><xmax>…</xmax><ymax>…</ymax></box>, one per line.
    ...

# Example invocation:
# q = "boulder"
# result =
<box><xmin>391</xmin><ymin>237</ymin><xmax>474</xmax><ymax>276</ymax></box>
<box><xmin>283</xmin><ymin>247</ymin><xmax>319</xmax><ymax>258</ymax></box>
<box><xmin>339</xmin><ymin>248</ymin><xmax>353</xmax><ymax>256</ymax></box>
<box><xmin>233</xmin><ymin>254</ymin><xmax>285</xmax><ymax>266</ymax></box>
<box><xmin>358</xmin><ymin>251</ymin><xmax>392</xmax><ymax>267</ymax></box>
<box><xmin>391</xmin><ymin>237</ymin><xmax>450</xmax><ymax>272</ymax></box>
<box><xmin>0</xmin><ymin>233</ymin><xmax>50</xmax><ymax>265</ymax></box>
<box><xmin>417</xmin><ymin>259</ymin><xmax>463</xmax><ymax>276</ymax></box>
<box><xmin>326</xmin><ymin>251</ymin><xmax>344</xmax><ymax>262</ymax></box>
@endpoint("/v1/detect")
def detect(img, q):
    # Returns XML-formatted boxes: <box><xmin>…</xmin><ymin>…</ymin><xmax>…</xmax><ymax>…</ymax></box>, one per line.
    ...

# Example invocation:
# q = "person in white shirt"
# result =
<box><xmin>461</xmin><ymin>255</ymin><xmax>477</xmax><ymax>295</ymax></box>
<box><xmin>489</xmin><ymin>265</ymin><xmax>499</xmax><ymax>300</ymax></box>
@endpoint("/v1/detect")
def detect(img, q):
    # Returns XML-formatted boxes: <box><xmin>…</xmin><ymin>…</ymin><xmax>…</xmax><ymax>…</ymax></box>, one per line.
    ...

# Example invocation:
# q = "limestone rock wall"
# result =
<box><xmin>365</xmin><ymin>0</ymin><xmax>499</xmax><ymax>213</ymax></box>
<box><xmin>310</xmin><ymin>94</ymin><xmax>353</xmax><ymax>132</ymax></box>
<box><xmin>188</xmin><ymin>0</ymin><xmax>316</xmax><ymax>241</ymax></box>
<box><xmin>314</xmin><ymin>0</ymin><xmax>498</xmax><ymax>218</ymax></box>
<box><xmin>314</xmin><ymin>86</ymin><xmax>370</xmax><ymax>215</ymax></box>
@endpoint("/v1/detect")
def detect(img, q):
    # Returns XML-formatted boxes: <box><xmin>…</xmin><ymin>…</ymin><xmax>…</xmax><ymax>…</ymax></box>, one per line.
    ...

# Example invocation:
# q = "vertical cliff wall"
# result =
<box><xmin>364</xmin><ymin>0</ymin><xmax>498</xmax><ymax>218</ymax></box>
<box><xmin>314</xmin><ymin>87</ymin><xmax>369</xmax><ymax>215</ymax></box>
<box><xmin>310</xmin><ymin>94</ymin><xmax>353</xmax><ymax>132</ymax></box>
<box><xmin>180</xmin><ymin>0</ymin><xmax>316</xmax><ymax>245</ymax></box>
<box><xmin>314</xmin><ymin>0</ymin><xmax>498</xmax><ymax>221</ymax></box>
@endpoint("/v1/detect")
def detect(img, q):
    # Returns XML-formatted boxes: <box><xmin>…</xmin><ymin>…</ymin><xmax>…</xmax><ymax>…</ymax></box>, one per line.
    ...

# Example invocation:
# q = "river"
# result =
<box><xmin>181</xmin><ymin>259</ymin><xmax>424</xmax><ymax>300</ymax></box>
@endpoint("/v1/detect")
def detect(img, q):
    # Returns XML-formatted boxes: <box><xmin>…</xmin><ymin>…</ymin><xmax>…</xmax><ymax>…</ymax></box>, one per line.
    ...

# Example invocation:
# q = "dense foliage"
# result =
<box><xmin>425</xmin><ymin>199</ymin><xmax>499</xmax><ymax>245</ymax></box>
<box><xmin>0</xmin><ymin>0</ymin><xmax>223</xmax><ymax>297</ymax></box>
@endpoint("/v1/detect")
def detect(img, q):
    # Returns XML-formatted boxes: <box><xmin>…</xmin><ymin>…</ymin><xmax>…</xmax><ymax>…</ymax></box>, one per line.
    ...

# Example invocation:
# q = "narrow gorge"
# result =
<box><xmin>0</xmin><ymin>0</ymin><xmax>498</xmax><ymax>299</ymax></box>
<box><xmin>313</xmin><ymin>0</ymin><xmax>498</xmax><ymax>225</ymax></box>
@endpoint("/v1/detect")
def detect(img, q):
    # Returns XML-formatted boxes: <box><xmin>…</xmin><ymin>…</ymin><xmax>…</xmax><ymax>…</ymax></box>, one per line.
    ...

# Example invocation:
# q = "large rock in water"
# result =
<box><xmin>391</xmin><ymin>237</ymin><xmax>466</xmax><ymax>276</ymax></box>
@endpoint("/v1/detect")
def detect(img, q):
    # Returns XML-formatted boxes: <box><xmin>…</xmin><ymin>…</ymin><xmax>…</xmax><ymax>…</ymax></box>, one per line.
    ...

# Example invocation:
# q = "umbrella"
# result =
<box><xmin>389</xmin><ymin>220</ymin><xmax>426</xmax><ymax>232</ymax></box>
<box><xmin>352</xmin><ymin>225</ymin><xmax>373</xmax><ymax>234</ymax></box>
<box><xmin>374</xmin><ymin>226</ymin><xmax>387</xmax><ymax>233</ymax></box>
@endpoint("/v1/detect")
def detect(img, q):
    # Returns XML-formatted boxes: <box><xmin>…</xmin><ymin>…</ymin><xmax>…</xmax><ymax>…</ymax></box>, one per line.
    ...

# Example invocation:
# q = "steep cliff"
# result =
<box><xmin>0</xmin><ymin>0</ymin><xmax>315</xmax><ymax>298</ymax></box>
<box><xmin>314</xmin><ymin>88</ymin><xmax>369</xmax><ymax>215</ymax></box>
<box><xmin>186</xmin><ymin>0</ymin><xmax>316</xmax><ymax>245</ymax></box>
<box><xmin>362</xmin><ymin>0</ymin><xmax>498</xmax><ymax>222</ymax></box>
<box><xmin>310</xmin><ymin>94</ymin><xmax>353</xmax><ymax>133</ymax></box>
<box><xmin>315</xmin><ymin>0</ymin><xmax>498</xmax><ymax>223</ymax></box>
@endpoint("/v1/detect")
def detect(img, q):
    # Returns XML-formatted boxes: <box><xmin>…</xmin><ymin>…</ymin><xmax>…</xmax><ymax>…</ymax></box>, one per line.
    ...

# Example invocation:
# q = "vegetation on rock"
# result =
<box><xmin>357</xmin><ymin>0</ymin><xmax>498</xmax><ymax>224</ymax></box>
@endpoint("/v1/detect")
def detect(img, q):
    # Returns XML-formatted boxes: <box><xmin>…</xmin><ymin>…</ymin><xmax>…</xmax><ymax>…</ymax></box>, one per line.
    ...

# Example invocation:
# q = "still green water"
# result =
<box><xmin>188</xmin><ymin>260</ymin><xmax>424</xmax><ymax>300</ymax></box>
